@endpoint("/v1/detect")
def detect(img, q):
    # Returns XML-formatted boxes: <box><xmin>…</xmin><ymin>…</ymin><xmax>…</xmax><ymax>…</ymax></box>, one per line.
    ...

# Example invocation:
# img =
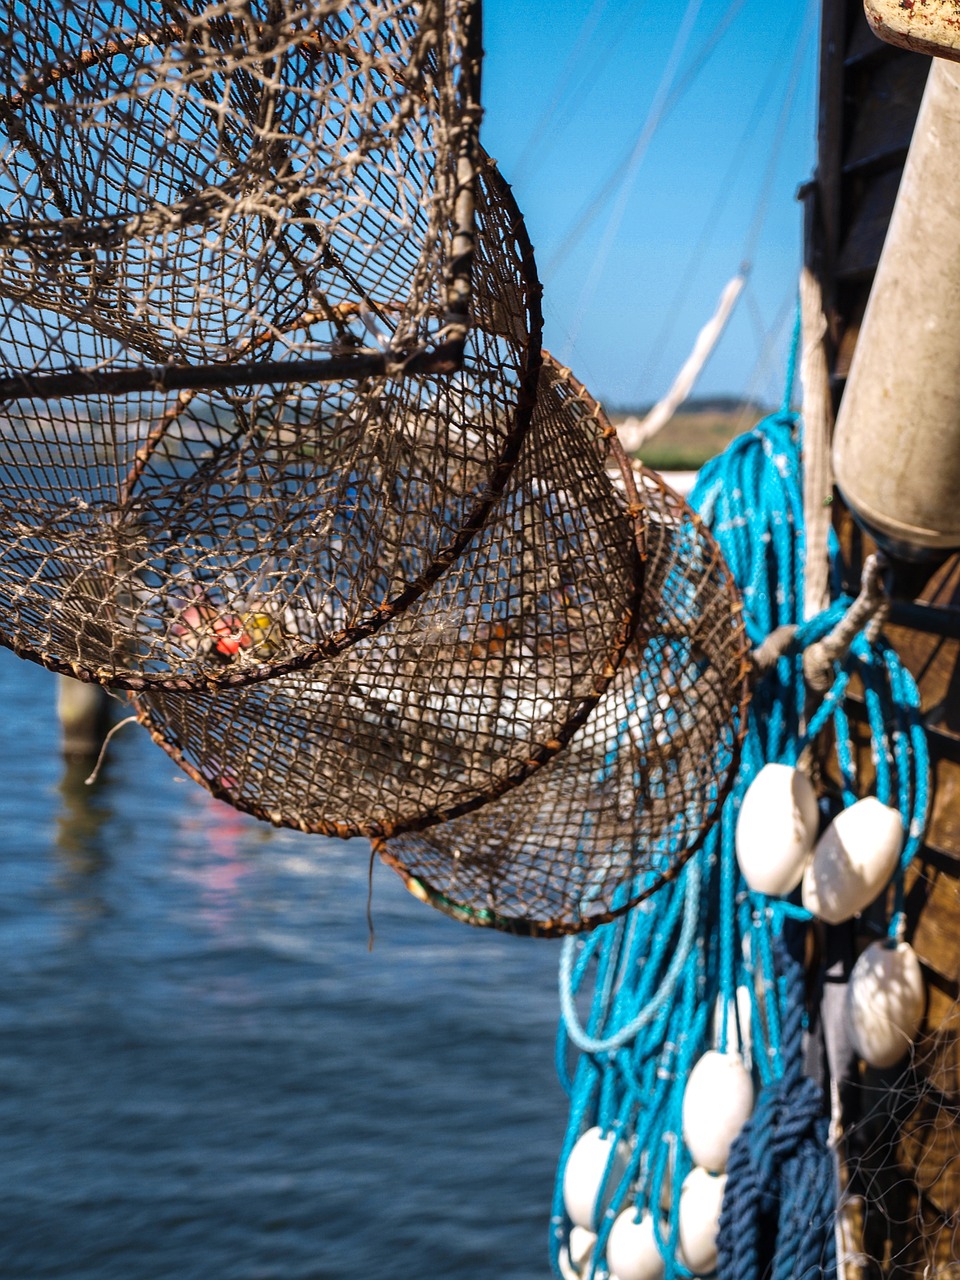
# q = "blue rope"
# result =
<box><xmin>716</xmin><ymin>943</ymin><xmax>837</xmax><ymax>1280</ymax></box>
<box><xmin>550</xmin><ymin>325</ymin><xmax>930</xmax><ymax>1280</ymax></box>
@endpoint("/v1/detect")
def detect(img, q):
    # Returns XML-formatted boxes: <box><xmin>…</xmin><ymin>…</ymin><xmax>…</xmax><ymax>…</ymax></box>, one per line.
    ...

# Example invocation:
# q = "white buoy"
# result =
<box><xmin>568</xmin><ymin>1227</ymin><xmax>597</xmax><ymax>1273</ymax></box>
<box><xmin>735</xmin><ymin>763</ymin><xmax>819</xmax><ymax>895</ymax></box>
<box><xmin>607</xmin><ymin>1208</ymin><xmax>665</xmax><ymax>1280</ymax></box>
<box><xmin>677</xmin><ymin>1168</ymin><xmax>726</xmax><ymax>1276</ymax></box>
<box><xmin>711</xmin><ymin>987</ymin><xmax>753</xmax><ymax>1069</ymax></box>
<box><xmin>847</xmin><ymin>939</ymin><xmax>926</xmax><ymax>1069</ymax></box>
<box><xmin>682</xmin><ymin>1051</ymin><xmax>754</xmax><ymax>1173</ymax></box>
<box><xmin>559</xmin><ymin>1227</ymin><xmax>597</xmax><ymax>1280</ymax></box>
<box><xmin>563</xmin><ymin>1126</ymin><xmax>631</xmax><ymax>1231</ymax></box>
<box><xmin>801</xmin><ymin>797</ymin><xmax>903</xmax><ymax>924</ymax></box>
<box><xmin>832</xmin><ymin>58</ymin><xmax>960</xmax><ymax>556</ymax></box>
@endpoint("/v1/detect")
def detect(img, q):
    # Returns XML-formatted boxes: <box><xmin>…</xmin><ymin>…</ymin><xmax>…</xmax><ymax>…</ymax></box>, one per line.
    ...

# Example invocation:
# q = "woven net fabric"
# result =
<box><xmin>132</xmin><ymin>355</ymin><xmax>646</xmax><ymax>838</ymax></box>
<box><xmin>375</xmin><ymin>466</ymin><xmax>751</xmax><ymax>937</ymax></box>
<box><xmin>0</xmin><ymin>132</ymin><xmax>542</xmax><ymax>687</ymax></box>
<box><xmin>0</xmin><ymin>0</ymin><xmax>481</xmax><ymax>378</ymax></box>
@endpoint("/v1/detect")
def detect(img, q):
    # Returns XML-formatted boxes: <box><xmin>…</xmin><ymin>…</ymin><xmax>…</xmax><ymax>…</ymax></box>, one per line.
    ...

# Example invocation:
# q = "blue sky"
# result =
<box><xmin>478</xmin><ymin>0</ymin><xmax>819</xmax><ymax>409</ymax></box>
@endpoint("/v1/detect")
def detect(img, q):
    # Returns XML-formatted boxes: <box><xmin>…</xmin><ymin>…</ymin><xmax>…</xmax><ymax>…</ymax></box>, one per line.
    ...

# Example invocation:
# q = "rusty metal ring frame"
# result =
<box><xmin>132</xmin><ymin>354</ymin><xmax>648</xmax><ymax>839</ymax></box>
<box><xmin>373</xmin><ymin>463</ymin><xmax>752</xmax><ymax>938</ymax></box>
<box><xmin>0</xmin><ymin>135</ymin><xmax>545</xmax><ymax>688</ymax></box>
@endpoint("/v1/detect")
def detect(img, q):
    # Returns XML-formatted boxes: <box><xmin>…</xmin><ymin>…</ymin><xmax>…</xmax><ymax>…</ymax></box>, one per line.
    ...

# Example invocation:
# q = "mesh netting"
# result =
<box><xmin>836</xmin><ymin>918</ymin><xmax>960</xmax><ymax>1275</ymax></box>
<box><xmin>0</xmin><ymin>0</ymin><xmax>545</xmax><ymax>692</ymax></box>
<box><xmin>0</xmin><ymin>0</ymin><xmax>481</xmax><ymax>377</ymax></box>
<box><xmin>132</xmin><ymin>355</ymin><xmax>646</xmax><ymax>837</ymax></box>
<box><xmin>376</xmin><ymin>466</ymin><xmax>751</xmax><ymax>937</ymax></box>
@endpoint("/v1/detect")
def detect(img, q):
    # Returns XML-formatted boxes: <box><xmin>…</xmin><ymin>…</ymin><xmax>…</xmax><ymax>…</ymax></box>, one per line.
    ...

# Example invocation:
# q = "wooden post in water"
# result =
<box><xmin>56</xmin><ymin>675</ymin><xmax>111</xmax><ymax>759</ymax></box>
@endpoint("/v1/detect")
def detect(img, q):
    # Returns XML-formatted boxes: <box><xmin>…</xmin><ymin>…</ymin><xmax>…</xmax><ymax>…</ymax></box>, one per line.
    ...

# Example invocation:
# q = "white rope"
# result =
<box><xmin>803</xmin><ymin>554</ymin><xmax>888</xmax><ymax>691</ymax></box>
<box><xmin>543</xmin><ymin>0</ymin><xmax>749</xmax><ymax>281</ymax></box>
<box><xmin>84</xmin><ymin>715</ymin><xmax>139</xmax><ymax>786</ymax></box>
<box><xmin>617</xmin><ymin>272</ymin><xmax>745</xmax><ymax>455</ymax></box>
<box><xmin>799</xmin><ymin>264</ymin><xmax>835</xmax><ymax>622</ymax></box>
<box><xmin>560</xmin><ymin>0</ymin><xmax>706</xmax><ymax>348</ymax></box>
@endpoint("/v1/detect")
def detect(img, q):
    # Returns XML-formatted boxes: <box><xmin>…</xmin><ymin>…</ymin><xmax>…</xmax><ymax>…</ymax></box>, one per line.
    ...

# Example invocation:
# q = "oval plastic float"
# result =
<box><xmin>562</xmin><ymin>1126</ymin><xmax>631</xmax><ymax>1232</ymax></box>
<box><xmin>847</xmin><ymin>939</ymin><xmax>925</xmax><ymax>1069</ymax></box>
<box><xmin>677</xmin><ymin>1167</ymin><xmax>727</xmax><ymax>1276</ymax></box>
<box><xmin>607</xmin><ymin>1208</ymin><xmax>664</xmax><ymax>1280</ymax></box>
<box><xmin>801</xmin><ymin>797</ymin><xmax>903</xmax><ymax>924</ymax></box>
<box><xmin>735</xmin><ymin>763</ymin><xmax>819</xmax><ymax>896</ymax></box>
<box><xmin>681</xmin><ymin>1050</ymin><xmax>754</xmax><ymax>1173</ymax></box>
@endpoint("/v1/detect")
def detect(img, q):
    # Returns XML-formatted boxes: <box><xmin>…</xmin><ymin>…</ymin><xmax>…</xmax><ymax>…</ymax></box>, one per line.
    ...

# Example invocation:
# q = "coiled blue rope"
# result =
<box><xmin>551</xmin><ymin>339</ymin><xmax>929</xmax><ymax>1280</ymax></box>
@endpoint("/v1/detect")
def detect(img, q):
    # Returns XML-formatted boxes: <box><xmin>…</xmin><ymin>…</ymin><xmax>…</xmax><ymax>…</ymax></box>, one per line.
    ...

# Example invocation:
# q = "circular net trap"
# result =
<box><xmin>132</xmin><ymin>355</ymin><xmax>647</xmax><ymax>838</ymax></box>
<box><xmin>375</xmin><ymin>465</ymin><xmax>751</xmax><ymax>937</ymax></box>
<box><xmin>0</xmin><ymin>0</ymin><xmax>482</xmax><ymax>376</ymax></box>
<box><xmin>0</xmin><ymin>9</ymin><xmax>544</xmax><ymax>689</ymax></box>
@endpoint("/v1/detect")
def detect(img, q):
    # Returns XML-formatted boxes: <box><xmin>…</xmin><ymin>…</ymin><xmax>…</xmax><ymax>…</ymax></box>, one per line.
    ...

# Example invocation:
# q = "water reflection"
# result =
<box><xmin>174</xmin><ymin>791</ymin><xmax>262</xmax><ymax>936</ymax></box>
<box><xmin>56</xmin><ymin>757</ymin><xmax>112</xmax><ymax>874</ymax></box>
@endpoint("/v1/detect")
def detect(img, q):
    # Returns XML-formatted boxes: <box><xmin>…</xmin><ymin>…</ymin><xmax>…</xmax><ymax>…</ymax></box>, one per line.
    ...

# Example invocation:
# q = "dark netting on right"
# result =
<box><xmin>133</xmin><ymin>355</ymin><xmax>645</xmax><ymax>838</ymax></box>
<box><xmin>0</xmin><ymin>154</ymin><xmax>541</xmax><ymax>688</ymax></box>
<box><xmin>376</xmin><ymin>467</ymin><xmax>751</xmax><ymax>937</ymax></box>
<box><xmin>835</xmin><ymin>925</ymin><xmax>960</xmax><ymax>1274</ymax></box>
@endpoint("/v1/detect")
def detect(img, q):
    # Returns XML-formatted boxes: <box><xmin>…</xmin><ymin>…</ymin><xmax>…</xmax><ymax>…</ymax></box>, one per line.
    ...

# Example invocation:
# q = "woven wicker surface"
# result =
<box><xmin>375</xmin><ymin>467</ymin><xmax>751</xmax><ymax>937</ymax></box>
<box><xmin>133</xmin><ymin>355</ymin><xmax>646</xmax><ymax>838</ymax></box>
<box><xmin>0</xmin><ymin>8</ymin><xmax>542</xmax><ymax>688</ymax></box>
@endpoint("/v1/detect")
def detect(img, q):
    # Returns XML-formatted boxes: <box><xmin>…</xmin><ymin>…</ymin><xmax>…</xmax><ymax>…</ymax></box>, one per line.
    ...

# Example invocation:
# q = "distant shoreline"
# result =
<box><xmin>610</xmin><ymin>403</ymin><xmax>768</xmax><ymax>472</ymax></box>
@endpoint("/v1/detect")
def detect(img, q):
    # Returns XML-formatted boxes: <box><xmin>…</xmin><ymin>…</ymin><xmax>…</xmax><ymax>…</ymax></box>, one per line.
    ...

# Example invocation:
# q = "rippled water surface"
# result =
<box><xmin>0</xmin><ymin>648</ymin><xmax>565</xmax><ymax>1278</ymax></box>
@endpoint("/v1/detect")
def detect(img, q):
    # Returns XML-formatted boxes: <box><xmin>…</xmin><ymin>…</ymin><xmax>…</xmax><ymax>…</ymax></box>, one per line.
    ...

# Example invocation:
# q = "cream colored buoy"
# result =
<box><xmin>681</xmin><ymin>1051</ymin><xmax>754</xmax><ymax>1173</ymax></box>
<box><xmin>847</xmin><ymin>939</ymin><xmax>925</xmax><ymax>1069</ymax></box>
<box><xmin>558</xmin><ymin>1227</ymin><xmax>597</xmax><ymax>1280</ymax></box>
<box><xmin>569</xmin><ymin>1227</ymin><xmax>597</xmax><ymax>1274</ymax></box>
<box><xmin>562</xmin><ymin>1126</ymin><xmax>631</xmax><ymax>1231</ymax></box>
<box><xmin>607</xmin><ymin>1208</ymin><xmax>665</xmax><ymax>1280</ymax></box>
<box><xmin>677</xmin><ymin>1168</ymin><xmax>726</xmax><ymax>1275</ymax></box>
<box><xmin>831</xmin><ymin>58</ymin><xmax>960</xmax><ymax>556</ymax></box>
<box><xmin>801</xmin><ymin>797</ymin><xmax>903</xmax><ymax>924</ymax></box>
<box><xmin>711</xmin><ymin>986</ymin><xmax>753</xmax><ymax>1068</ymax></box>
<box><xmin>735</xmin><ymin>763</ymin><xmax>819</xmax><ymax>895</ymax></box>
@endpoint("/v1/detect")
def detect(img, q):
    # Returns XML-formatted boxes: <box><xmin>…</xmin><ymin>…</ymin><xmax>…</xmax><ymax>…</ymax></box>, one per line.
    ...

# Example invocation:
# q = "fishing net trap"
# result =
<box><xmin>133</xmin><ymin>355</ymin><xmax>649</xmax><ymax>839</ymax></box>
<box><xmin>2</xmin><ymin>1</ymin><xmax>755</xmax><ymax>928</ymax></box>
<box><xmin>0</xmin><ymin>0</ymin><xmax>548</xmax><ymax>691</ymax></box>
<box><xmin>377</xmin><ymin>460</ymin><xmax>751</xmax><ymax>937</ymax></box>
<box><xmin>132</xmin><ymin>359</ymin><xmax>751</xmax><ymax>933</ymax></box>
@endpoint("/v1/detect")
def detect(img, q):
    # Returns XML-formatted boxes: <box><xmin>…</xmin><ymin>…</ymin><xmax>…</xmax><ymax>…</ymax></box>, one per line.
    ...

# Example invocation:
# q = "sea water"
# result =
<box><xmin>0</xmin><ymin>647</ymin><xmax>565</xmax><ymax>1279</ymax></box>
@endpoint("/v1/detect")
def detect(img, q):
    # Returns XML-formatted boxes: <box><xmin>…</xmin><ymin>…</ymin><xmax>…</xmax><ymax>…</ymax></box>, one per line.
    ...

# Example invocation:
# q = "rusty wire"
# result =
<box><xmin>132</xmin><ymin>355</ymin><xmax>647</xmax><ymax>839</ymax></box>
<box><xmin>375</xmin><ymin>464</ymin><xmax>752</xmax><ymax>937</ymax></box>
<box><xmin>0</xmin><ymin>2</ymin><xmax>548</xmax><ymax>690</ymax></box>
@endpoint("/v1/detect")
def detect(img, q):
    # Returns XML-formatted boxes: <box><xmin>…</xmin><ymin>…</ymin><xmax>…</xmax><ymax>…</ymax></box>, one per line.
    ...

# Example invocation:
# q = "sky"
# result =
<box><xmin>477</xmin><ymin>0</ymin><xmax>820</xmax><ymax>410</ymax></box>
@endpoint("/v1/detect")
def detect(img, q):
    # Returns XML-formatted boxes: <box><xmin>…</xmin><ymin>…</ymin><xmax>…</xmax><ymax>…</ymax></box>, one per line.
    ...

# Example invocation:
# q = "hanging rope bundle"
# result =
<box><xmin>550</xmin><ymin>389</ymin><xmax>930</xmax><ymax>1280</ymax></box>
<box><xmin>376</xmin><ymin>459</ymin><xmax>751</xmax><ymax>937</ymax></box>
<box><xmin>132</xmin><ymin>355</ymin><xmax>647</xmax><ymax>838</ymax></box>
<box><xmin>716</xmin><ymin>942</ymin><xmax>836</xmax><ymax>1280</ymax></box>
<box><xmin>0</xmin><ymin>0</ymin><xmax>550</xmax><ymax>691</ymax></box>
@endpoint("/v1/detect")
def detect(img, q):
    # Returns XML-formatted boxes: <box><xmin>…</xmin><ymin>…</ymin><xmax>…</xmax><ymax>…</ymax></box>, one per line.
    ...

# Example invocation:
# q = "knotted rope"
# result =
<box><xmin>716</xmin><ymin>942</ymin><xmax>836</xmax><ymax>1280</ymax></box>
